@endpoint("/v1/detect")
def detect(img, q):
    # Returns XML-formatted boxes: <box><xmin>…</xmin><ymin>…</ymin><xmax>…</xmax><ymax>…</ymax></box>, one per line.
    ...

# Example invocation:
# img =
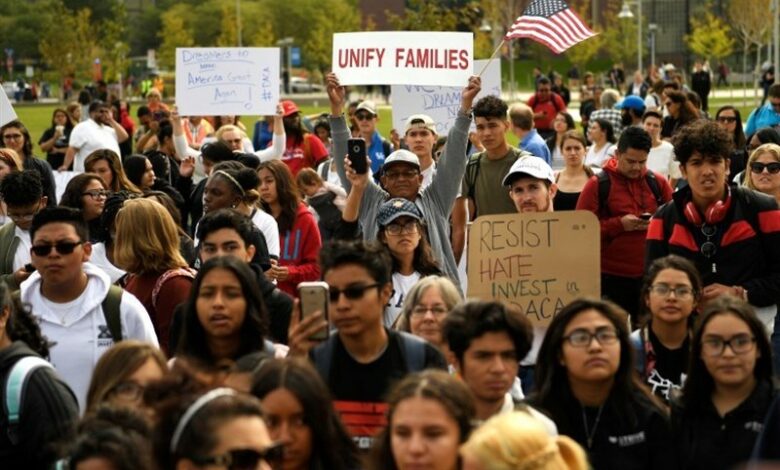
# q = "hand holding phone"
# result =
<box><xmin>347</xmin><ymin>138</ymin><xmax>368</xmax><ymax>174</ymax></box>
<box><xmin>298</xmin><ymin>282</ymin><xmax>330</xmax><ymax>341</ymax></box>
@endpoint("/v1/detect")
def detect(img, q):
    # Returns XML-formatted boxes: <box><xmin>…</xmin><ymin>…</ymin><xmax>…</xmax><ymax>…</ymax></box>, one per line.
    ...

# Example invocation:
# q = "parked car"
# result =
<box><xmin>290</xmin><ymin>77</ymin><xmax>324</xmax><ymax>93</ymax></box>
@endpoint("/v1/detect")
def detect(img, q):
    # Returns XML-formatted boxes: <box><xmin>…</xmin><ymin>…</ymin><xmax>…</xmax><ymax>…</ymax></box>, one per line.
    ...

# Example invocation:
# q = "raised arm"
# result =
<box><xmin>326</xmin><ymin>73</ymin><xmax>351</xmax><ymax>192</ymax></box>
<box><xmin>254</xmin><ymin>103</ymin><xmax>286</xmax><ymax>162</ymax></box>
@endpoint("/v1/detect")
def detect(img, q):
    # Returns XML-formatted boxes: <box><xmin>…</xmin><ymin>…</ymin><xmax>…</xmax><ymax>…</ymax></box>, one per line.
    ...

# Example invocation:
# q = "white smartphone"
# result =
<box><xmin>297</xmin><ymin>281</ymin><xmax>330</xmax><ymax>341</ymax></box>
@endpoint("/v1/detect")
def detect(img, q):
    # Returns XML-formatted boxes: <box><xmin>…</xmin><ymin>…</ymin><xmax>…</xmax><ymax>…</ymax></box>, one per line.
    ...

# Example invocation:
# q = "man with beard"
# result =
<box><xmin>62</xmin><ymin>101</ymin><xmax>128</xmax><ymax>172</ymax></box>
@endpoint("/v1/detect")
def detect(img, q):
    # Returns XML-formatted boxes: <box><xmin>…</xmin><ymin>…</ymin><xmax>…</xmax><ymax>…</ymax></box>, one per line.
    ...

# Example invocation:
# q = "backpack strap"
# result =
<box><xmin>398</xmin><ymin>331</ymin><xmax>426</xmax><ymax>372</ymax></box>
<box><xmin>645</xmin><ymin>171</ymin><xmax>664</xmax><ymax>207</ymax></box>
<box><xmin>464</xmin><ymin>152</ymin><xmax>484</xmax><ymax>206</ymax></box>
<box><xmin>152</xmin><ymin>268</ymin><xmax>197</xmax><ymax>312</ymax></box>
<box><xmin>4</xmin><ymin>356</ymin><xmax>53</xmax><ymax>445</ymax></box>
<box><xmin>311</xmin><ymin>335</ymin><xmax>338</xmax><ymax>382</ymax></box>
<box><xmin>598</xmin><ymin>171</ymin><xmax>664</xmax><ymax>215</ymax></box>
<box><xmin>102</xmin><ymin>285</ymin><xmax>124</xmax><ymax>342</ymax></box>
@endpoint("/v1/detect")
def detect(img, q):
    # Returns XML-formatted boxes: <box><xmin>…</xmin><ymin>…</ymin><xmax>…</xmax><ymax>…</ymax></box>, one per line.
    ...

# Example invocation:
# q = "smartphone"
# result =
<box><xmin>298</xmin><ymin>282</ymin><xmax>329</xmax><ymax>341</ymax></box>
<box><xmin>347</xmin><ymin>138</ymin><xmax>368</xmax><ymax>174</ymax></box>
<box><xmin>23</xmin><ymin>263</ymin><xmax>35</xmax><ymax>273</ymax></box>
<box><xmin>639</xmin><ymin>213</ymin><xmax>652</xmax><ymax>220</ymax></box>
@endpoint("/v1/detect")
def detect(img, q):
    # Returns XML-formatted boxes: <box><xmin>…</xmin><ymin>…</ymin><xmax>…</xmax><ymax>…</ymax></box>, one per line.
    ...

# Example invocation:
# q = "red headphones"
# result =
<box><xmin>683</xmin><ymin>186</ymin><xmax>732</xmax><ymax>225</ymax></box>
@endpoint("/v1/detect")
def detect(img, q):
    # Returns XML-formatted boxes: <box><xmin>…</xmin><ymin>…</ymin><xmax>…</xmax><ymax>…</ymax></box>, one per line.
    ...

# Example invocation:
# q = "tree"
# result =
<box><xmin>157</xmin><ymin>5</ymin><xmax>194</xmax><ymax>70</ymax></box>
<box><xmin>728</xmin><ymin>0</ymin><xmax>772</xmax><ymax>103</ymax></box>
<box><xmin>685</xmin><ymin>11</ymin><xmax>735</xmax><ymax>62</ymax></box>
<box><xmin>564</xmin><ymin>0</ymin><xmax>604</xmax><ymax>68</ymax></box>
<box><xmin>601</xmin><ymin>9</ymin><xmax>640</xmax><ymax>67</ymax></box>
<box><xmin>39</xmin><ymin>5</ymin><xmax>100</xmax><ymax>87</ymax></box>
<box><xmin>386</xmin><ymin>0</ymin><xmax>462</xmax><ymax>31</ymax></box>
<box><xmin>101</xmin><ymin>1</ymin><xmax>131</xmax><ymax>83</ymax></box>
<box><xmin>303</xmin><ymin>0</ymin><xmax>361</xmax><ymax>76</ymax></box>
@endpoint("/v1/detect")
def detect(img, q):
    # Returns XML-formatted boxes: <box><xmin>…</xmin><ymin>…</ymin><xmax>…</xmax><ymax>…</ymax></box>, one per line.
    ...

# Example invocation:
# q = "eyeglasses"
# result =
<box><xmin>716</xmin><ymin>116</ymin><xmax>737</xmax><ymax>123</ymax></box>
<box><xmin>701</xmin><ymin>334</ymin><xmax>756</xmax><ymax>357</ymax></box>
<box><xmin>563</xmin><ymin>327</ymin><xmax>619</xmax><ymax>348</ymax></box>
<box><xmin>2</xmin><ymin>133</ymin><xmax>22</xmax><ymax>140</ymax></box>
<box><xmin>384</xmin><ymin>169</ymin><xmax>419</xmax><ymax>180</ymax></box>
<box><xmin>385</xmin><ymin>221</ymin><xmax>419</xmax><ymax>235</ymax></box>
<box><xmin>329</xmin><ymin>283</ymin><xmax>380</xmax><ymax>302</ymax></box>
<box><xmin>649</xmin><ymin>284</ymin><xmax>695</xmax><ymax>298</ymax></box>
<box><xmin>355</xmin><ymin>112</ymin><xmax>375</xmax><ymax>121</ymax></box>
<box><xmin>7</xmin><ymin>202</ymin><xmax>41</xmax><ymax>222</ymax></box>
<box><xmin>31</xmin><ymin>241</ymin><xmax>83</xmax><ymax>257</ymax></box>
<box><xmin>82</xmin><ymin>189</ymin><xmax>110</xmax><ymax>199</ymax></box>
<box><xmin>750</xmin><ymin>162</ymin><xmax>780</xmax><ymax>174</ymax></box>
<box><xmin>191</xmin><ymin>444</ymin><xmax>285</xmax><ymax>470</ymax></box>
<box><xmin>110</xmin><ymin>382</ymin><xmax>145</xmax><ymax>401</ymax></box>
<box><xmin>700</xmin><ymin>224</ymin><xmax>717</xmax><ymax>259</ymax></box>
<box><xmin>411</xmin><ymin>305</ymin><xmax>448</xmax><ymax>317</ymax></box>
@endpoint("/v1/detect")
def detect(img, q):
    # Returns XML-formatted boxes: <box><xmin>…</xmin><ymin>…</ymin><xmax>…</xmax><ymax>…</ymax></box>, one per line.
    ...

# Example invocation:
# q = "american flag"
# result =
<box><xmin>504</xmin><ymin>0</ymin><xmax>596</xmax><ymax>54</ymax></box>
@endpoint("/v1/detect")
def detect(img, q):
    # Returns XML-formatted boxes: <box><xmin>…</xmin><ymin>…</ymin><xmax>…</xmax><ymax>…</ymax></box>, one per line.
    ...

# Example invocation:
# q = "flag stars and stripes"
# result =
<box><xmin>504</xmin><ymin>0</ymin><xmax>596</xmax><ymax>55</ymax></box>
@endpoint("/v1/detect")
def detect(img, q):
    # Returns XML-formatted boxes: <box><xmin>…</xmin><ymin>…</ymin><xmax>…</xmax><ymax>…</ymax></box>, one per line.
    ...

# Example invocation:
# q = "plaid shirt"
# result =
<box><xmin>589</xmin><ymin>108</ymin><xmax>623</xmax><ymax>137</ymax></box>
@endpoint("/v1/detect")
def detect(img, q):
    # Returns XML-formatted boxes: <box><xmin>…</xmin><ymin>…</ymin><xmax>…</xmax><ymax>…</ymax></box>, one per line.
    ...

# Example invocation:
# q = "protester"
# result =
<box><xmin>123</xmin><ymin>154</ymin><xmax>156</xmax><ymax>191</ymax></box>
<box><xmin>58</xmin><ymin>173</ymin><xmax>109</xmax><ymax>243</ymax></box>
<box><xmin>460</xmin><ymin>411</ymin><xmax>588</xmax><ymax>470</ymax></box>
<box><xmin>251</xmin><ymin>358</ymin><xmax>361</xmax><ymax>470</ymax></box>
<box><xmin>143</xmin><ymin>191</ymin><xmax>196</xmax><ymax>265</ymax></box>
<box><xmin>616</xmin><ymin>95</ymin><xmax>646</xmax><ymax>129</ymax></box>
<box><xmin>553</xmin><ymin>131</ymin><xmax>594</xmax><ymax>211</ymax></box>
<box><xmin>279</xmin><ymin>100</ymin><xmax>329</xmax><ymax>176</ymax></box>
<box><xmin>296</xmin><ymin>167</ymin><xmax>346</xmax><ymax>242</ymax></box>
<box><xmin>368</xmin><ymin>370</ymin><xmax>475</xmax><ymax>470</ymax></box>
<box><xmin>84</xmin><ymin>149</ymin><xmax>142</xmax><ymax>193</ymax></box>
<box><xmin>743</xmin><ymin>143</ymin><xmax>780</xmax><ymax>205</ymax></box>
<box><xmin>715</xmin><ymin>106</ymin><xmax>747</xmax><ymax>178</ymax></box>
<box><xmin>509</xmin><ymin>102</ymin><xmax>552</xmax><ymax>163</ymax></box>
<box><xmin>175</xmin><ymin>256</ymin><xmax>271</xmax><ymax>370</ymax></box>
<box><xmin>744</xmin><ymin>83</ymin><xmax>780</xmax><ymax>136</ymax></box>
<box><xmin>646</xmin><ymin>120</ymin><xmax>780</xmax><ymax>371</ymax></box>
<box><xmin>661</xmin><ymin>90</ymin><xmax>700</xmax><ymax>139</ymax></box>
<box><xmin>527</xmin><ymin>77</ymin><xmax>567</xmax><ymax>140</ymax></box>
<box><xmin>0</xmin><ymin>280</ymin><xmax>78</xmax><ymax>468</ymax></box>
<box><xmin>354</xmin><ymin>100</ymin><xmax>393</xmax><ymax>175</ymax></box>
<box><xmin>579</xmin><ymin>126</ymin><xmax>673</xmax><ymax>317</ymax></box>
<box><xmin>257</xmin><ymin>159</ymin><xmax>321</xmax><ymax>296</ymax></box>
<box><xmin>90</xmin><ymin>192</ymin><xmax>133</xmax><ymax>283</ymax></box>
<box><xmin>546</xmin><ymin>111</ymin><xmax>576</xmax><ymax>167</ymax></box>
<box><xmin>84</xmin><ymin>340</ymin><xmax>167</xmax><ymax>413</ymax></box>
<box><xmin>632</xmin><ymin>255</ymin><xmax>701</xmax><ymax>403</ymax></box>
<box><xmin>671</xmin><ymin>296</ymin><xmax>776</xmax><ymax>470</ymax></box>
<box><xmin>0</xmin><ymin>120</ymin><xmax>57</xmax><ymax>205</ymax></box>
<box><xmin>584</xmin><ymin>119</ymin><xmax>616</xmax><ymax>168</ymax></box>
<box><xmin>642</xmin><ymin>110</ymin><xmax>680</xmax><ymax>185</ymax></box>
<box><xmin>62</xmin><ymin>100</ymin><xmax>129</xmax><ymax>172</ymax></box>
<box><xmin>0</xmin><ymin>148</ymin><xmax>23</xmax><ymax>225</ymax></box>
<box><xmin>114</xmin><ymin>198</ymin><xmax>195</xmax><ymax>355</ymax></box>
<box><xmin>396</xmin><ymin>275</ymin><xmax>462</xmax><ymax>354</ymax></box>
<box><xmin>38</xmin><ymin>108</ymin><xmax>75</xmax><ymax>169</ymax></box>
<box><xmin>181</xmin><ymin>115</ymin><xmax>214</xmax><ymax>150</ymax></box>
<box><xmin>529</xmin><ymin>298</ymin><xmax>675</xmax><ymax>469</ymax></box>
<box><xmin>215</xmin><ymin>124</ymin><xmax>255</xmax><ymax>154</ymax></box>
<box><xmin>503</xmin><ymin>154</ymin><xmax>557</xmax><ymax>215</ymax></box>
<box><xmin>589</xmin><ymin>89</ymin><xmax>623</xmax><ymax>138</ymax></box>
<box><xmin>20</xmin><ymin>206</ymin><xmax>158</xmax><ymax>409</ymax></box>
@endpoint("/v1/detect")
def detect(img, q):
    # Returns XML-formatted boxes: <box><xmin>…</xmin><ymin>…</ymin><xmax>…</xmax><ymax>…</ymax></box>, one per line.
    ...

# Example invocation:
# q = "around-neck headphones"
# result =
<box><xmin>683</xmin><ymin>186</ymin><xmax>732</xmax><ymax>226</ymax></box>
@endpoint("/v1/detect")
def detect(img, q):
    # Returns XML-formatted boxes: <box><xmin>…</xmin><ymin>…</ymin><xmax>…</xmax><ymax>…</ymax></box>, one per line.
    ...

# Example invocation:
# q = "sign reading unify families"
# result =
<box><xmin>332</xmin><ymin>32</ymin><xmax>473</xmax><ymax>87</ymax></box>
<box><xmin>176</xmin><ymin>47</ymin><xmax>280</xmax><ymax>116</ymax></box>
<box><xmin>391</xmin><ymin>59</ymin><xmax>501</xmax><ymax>135</ymax></box>
<box><xmin>0</xmin><ymin>91</ymin><xmax>17</xmax><ymax>127</ymax></box>
<box><xmin>467</xmin><ymin>211</ymin><xmax>600</xmax><ymax>327</ymax></box>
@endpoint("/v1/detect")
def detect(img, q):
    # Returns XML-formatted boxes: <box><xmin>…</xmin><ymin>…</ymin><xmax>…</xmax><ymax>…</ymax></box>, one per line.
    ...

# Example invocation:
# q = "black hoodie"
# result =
<box><xmin>0</xmin><ymin>341</ymin><xmax>79</xmax><ymax>468</ymax></box>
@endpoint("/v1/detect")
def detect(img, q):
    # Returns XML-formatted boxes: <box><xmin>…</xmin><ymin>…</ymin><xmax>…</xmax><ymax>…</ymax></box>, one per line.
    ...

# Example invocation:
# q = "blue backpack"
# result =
<box><xmin>3</xmin><ymin>356</ymin><xmax>54</xmax><ymax>445</ymax></box>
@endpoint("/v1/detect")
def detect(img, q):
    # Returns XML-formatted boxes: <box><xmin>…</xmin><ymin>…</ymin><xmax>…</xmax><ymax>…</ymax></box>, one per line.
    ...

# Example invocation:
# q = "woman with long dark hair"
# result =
<box><xmin>671</xmin><ymin>296</ymin><xmax>776</xmax><ymax>470</ymax></box>
<box><xmin>546</xmin><ymin>111</ymin><xmax>576</xmax><ymax>167</ymax></box>
<box><xmin>251</xmin><ymin>358</ymin><xmax>360</xmax><ymax>470</ymax></box>
<box><xmin>122</xmin><ymin>154</ymin><xmax>156</xmax><ymax>191</ymax></box>
<box><xmin>258</xmin><ymin>159</ymin><xmax>321</xmax><ymax>297</ymax></box>
<box><xmin>661</xmin><ymin>90</ymin><xmax>700</xmax><ymax>139</ymax></box>
<box><xmin>553</xmin><ymin>131</ymin><xmax>594</xmax><ymax>211</ymax></box>
<box><xmin>38</xmin><ymin>108</ymin><xmax>74</xmax><ymax>169</ymax></box>
<box><xmin>84</xmin><ymin>149</ymin><xmax>141</xmax><ymax>193</ymax></box>
<box><xmin>58</xmin><ymin>173</ymin><xmax>109</xmax><ymax>242</ymax></box>
<box><xmin>584</xmin><ymin>119</ymin><xmax>616</xmax><ymax>168</ymax></box>
<box><xmin>0</xmin><ymin>120</ymin><xmax>57</xmax><ymax>205</ymax></box>
<box><xmin>529</xmin><ymin>298</ymin><xmax>675</xmax><ymax>470</ymax></box>
<box><xmin>715</xmin><ymin>105</ymin><xmax>747</xmax><ymax>177</ymax></box>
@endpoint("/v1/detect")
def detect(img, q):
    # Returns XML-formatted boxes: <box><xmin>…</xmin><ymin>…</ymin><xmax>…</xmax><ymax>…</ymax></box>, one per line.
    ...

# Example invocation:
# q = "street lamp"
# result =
<box><xmin>619</xmin><ymin>0</ymin><xmax>642</xmax><ymax>73</ymax></box>
<box><xmin>648</xmin><ymin>23</ymin><xmax>658</xmax><ymax>71</ymax></box>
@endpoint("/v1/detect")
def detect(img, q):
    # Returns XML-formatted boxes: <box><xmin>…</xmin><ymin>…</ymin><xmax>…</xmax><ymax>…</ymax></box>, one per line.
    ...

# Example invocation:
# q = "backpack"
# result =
<box><xmin>597</xmin><ymin>170</ymin><xmax>664</xmax><ymax>216</ymax></box>
<box><xmin>3</xmin><ymin>356</ymin><xmax>54</xmax><ymax>445</ymax></box>
<box><xmin>151</xmin><ymin>267</ymin><xmax>197</xmax><ymax>312</ymax></box>
<box><xmin>12</xmin><ymin>285</ymin><xmax>123</xmax><ymax>341</ymax></box>
<box><xmin>308</xmin><ymin>191</ymin><xmax>343</xmax><ymax>233</ymax></box>
<box><xmin>312</xmin><ymin>331</ymin><xmax>426</xmax><ymax>381</ymax></box>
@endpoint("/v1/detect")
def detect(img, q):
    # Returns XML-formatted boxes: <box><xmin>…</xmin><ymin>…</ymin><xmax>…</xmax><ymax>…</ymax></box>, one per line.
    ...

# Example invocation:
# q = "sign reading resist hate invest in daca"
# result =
<box><xmin>332</xmin><ymin>32</ymin><xmax>473</xmax><ymax>87</ymax></box>
<box><xmin>467</xmin><ymin>211</ymin><xmax>601</xmax><ymax>327</ymax></box>
<box><xmin>176</xmin><ymin>47</ymin><xmax>280</xmax><ymax>116</ymax></box>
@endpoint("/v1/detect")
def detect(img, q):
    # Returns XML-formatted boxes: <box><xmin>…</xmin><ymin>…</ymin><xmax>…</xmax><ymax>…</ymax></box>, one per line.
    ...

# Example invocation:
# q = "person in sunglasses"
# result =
<box><xmin>18</xmin><ymin>206</ymin><xmax>157</xmax><ymax>410</ymax></box>
<box><xmin>645</xmin><ymin>119</ymin><xmax>780</xmax><ymax>373</ymax></box>
<box><xmin>58</xmin><ymin>173</ymin><xmax>110</xmax><ymax>243</ymax></box>
<box><xmin>0</xmin><ymin>170</ymin><xmax>48</xmax><ymax>289</ymax></box>
<box><xmin>714</xmin><ymin>106</ymin><xmax>747</xmax><ymax>178</ymax></box>
<box><xmin>744</xmin><ymin>83</ymin><xmax>780</xmax><ymax>137</ymax></box>
<box><xmin>671</xmin><ymin>296</ymin><xmax>776</xmax><ymax>470</ymax></box>
<box><xmin>353</xmin><ymin>100</ymin><xmax>393</xmax><ymax>177</ymax></box>
<box><xmin>288</xmin><ymin>239</ymin><xmax>447</xmax><ymax>451</ymax></box>
<box><xmin>743</xmin><ymin>143</ymin><xmax>780</xmax><ymax>205</ymax></box>
<box><xmin>528</xmin><ymin>298</ymin><xmax>675</xmax><ymax>470</ymax></box>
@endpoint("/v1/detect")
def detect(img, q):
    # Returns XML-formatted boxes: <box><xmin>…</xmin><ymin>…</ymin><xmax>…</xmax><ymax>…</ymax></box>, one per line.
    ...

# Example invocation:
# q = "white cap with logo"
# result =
<box><xmin>502</xmin><ymin>156</ymin><xmax>555</xmax><ymax>187</ymax></box>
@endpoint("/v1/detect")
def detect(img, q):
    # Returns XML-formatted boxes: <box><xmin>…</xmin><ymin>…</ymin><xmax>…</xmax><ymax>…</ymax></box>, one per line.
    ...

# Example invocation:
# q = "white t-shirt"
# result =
<box><xmin>89</xmin><ymin>242</ymin><xmax>126</xmax><ymax>283</ymax></box>
<box><xmin>12</xmin><ymin>227</ymin><xmax>31</xmax><ymax>272</ymax></box>
<box><xmin>251</xmin><ymin>208</ymin><xmax>280</xmax><ymax>259</ymax></box>
<box><xmin>647</xmin><ymin>141</ymin><xmax>681</xmax><ymax>180</ymax></box>
<box><xmin>384</xmin><ymin>271</ymin><xmax>421</xmax><ymax>328</ymax></box>
<box><xmin>421</xmin><ymin>164</ymin><xmax>436</xmax><ymax>190</ymax></box>
<box><xmin>69</xmin><ymin>119</ymin><xmax>121</xmax><ymax>172</ymax></box>
<box><xmin>585</xmin><ymin>143</ymin><xmax>616</xmax><ymax>168</ymax></box>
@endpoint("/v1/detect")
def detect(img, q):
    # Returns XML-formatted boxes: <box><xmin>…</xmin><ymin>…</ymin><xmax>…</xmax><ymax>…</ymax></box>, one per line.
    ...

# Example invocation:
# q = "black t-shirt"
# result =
<box><xmin>647</xmin><ymin>328</ymin><xmax>689</xmax><ymax>402</ymax></box>
<box><xmin>38</xmin><ymin>126</ymin><xmax>72</xmax><ymax>168</ymax></box>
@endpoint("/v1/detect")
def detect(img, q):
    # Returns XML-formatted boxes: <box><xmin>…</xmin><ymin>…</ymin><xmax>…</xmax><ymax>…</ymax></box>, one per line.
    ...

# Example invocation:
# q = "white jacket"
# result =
<box><xmin>20</xmin><ymin>262</ymin><xmax>158</xmax><ymax>411</ymax></box>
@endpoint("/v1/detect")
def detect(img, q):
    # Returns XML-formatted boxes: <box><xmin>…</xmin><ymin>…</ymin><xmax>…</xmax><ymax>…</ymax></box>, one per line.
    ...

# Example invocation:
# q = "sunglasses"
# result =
<box><xmin>700</xmin><ymin>224</ymin><xmax>717</xmax><ymax>259</ymax></box>
<box><xmin>192</xmin><ymin>444</ymin><xmax>285</xmax><ymax>470</ymax></box>
<box><xmin>329</xmin><ymin>283</ymin><xmax>380</xmax><ymax>302</ymax></box>
<box><xmin>750</xmin><ymin>161</ymin><xmax>780</xmax><ymax>174</ymax></box>
<box><xmin>31</xmin><ymin>241</ymin><xmax>83</xmax><ymax>257</ymax></box>
<box><xmin>354</xmin><ymin>112</ymin><xmax>375</xmax><ymax>121</ymax></box>
<box><xmin>716</xmin><ymin>116</ymin><xmax>737</xmax><ymax>123</ymax></box>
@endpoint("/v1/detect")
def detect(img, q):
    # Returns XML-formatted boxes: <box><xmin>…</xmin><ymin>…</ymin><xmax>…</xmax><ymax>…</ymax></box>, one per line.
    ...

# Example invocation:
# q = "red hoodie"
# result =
<box><xmin>576</xmin><ymin>158</ymin><xmax>673</xmax><ymax>278</ymax></box>
<box><xmin>277</xmin><ymin>202</ymin><xmax>322</xmax><ymax>297</ymax></box>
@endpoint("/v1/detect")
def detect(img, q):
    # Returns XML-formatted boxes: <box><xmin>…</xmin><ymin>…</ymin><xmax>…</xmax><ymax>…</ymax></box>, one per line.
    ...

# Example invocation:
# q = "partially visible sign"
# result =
<box><xmin>0</xmin><ymin>92</ymin><xmax>17</xmax><ymax>126</ymax></box>
<box><xmin>290</xmin><ymin>47</ymin><xmax>301</xmax><ymax>67</ymax></box>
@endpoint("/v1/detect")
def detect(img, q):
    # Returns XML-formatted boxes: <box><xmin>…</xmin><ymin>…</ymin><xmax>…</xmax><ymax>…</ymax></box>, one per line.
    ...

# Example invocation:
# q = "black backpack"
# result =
<box><xmin>597</xmin><ymin>170</ymin><xmax>664</xmax><ymax>215</ymax></box>
<box><xmin>308</xmin><ymin>191</ymin><xmax>343</xmax><ymax>233</ymax></box>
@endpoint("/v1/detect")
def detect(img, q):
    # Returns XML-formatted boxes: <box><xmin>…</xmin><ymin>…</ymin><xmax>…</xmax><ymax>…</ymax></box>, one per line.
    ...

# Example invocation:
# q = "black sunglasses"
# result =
<box><xmin>192</xmin><ymin>444</ymin><xmax>285</xmax><ymax>470</ymax></box>
<box><xmin>750</xmin><ymin>161</ymin><xmax>780</xmax><ymax>174</ymax></box>
<box><xmin>31</xmin><ymin>241</ymin><xmax>83</xmax><ymax>257</ymax></box>
<box><xmin>329</xmin><ymin>283</ymin><xmax>380</xmax><ymax>302</ymax></box>
<box><xmin>716</xmin><ymin>116</ymin><xmax>737</xmax><ymax>123</ymax></box>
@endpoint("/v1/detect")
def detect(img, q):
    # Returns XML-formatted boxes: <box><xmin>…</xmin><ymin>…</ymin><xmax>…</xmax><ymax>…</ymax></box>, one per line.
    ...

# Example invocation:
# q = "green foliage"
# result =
<box><xmin>601</xmin><ymin>9</ymin><xmax>640</xmax><ymax>67</ymax></box>
<box><xmin>101</xmin><ymin>2</ymin><xmax>131</xmax><ymax>82</ymax></box>
<box><xmin>157</xmin><ymin>4</ymin><xmax>194</xmax><ymax>71</ymax></box>
<box><xmin>39</xmin><ymin>4</ymin><xmax>100</xmax><ymax>85</ymax></box>
<box><xmin>686</xmin><ymin>11</ymin><xmax>735</xmax><ymax>61</ymax></box>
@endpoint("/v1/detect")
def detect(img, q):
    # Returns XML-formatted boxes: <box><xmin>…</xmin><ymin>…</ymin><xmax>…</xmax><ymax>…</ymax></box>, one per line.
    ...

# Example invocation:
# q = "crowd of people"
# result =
<box><xmin>0</xmin><ymin>60</ymin><xmax>779</xmax><ymax>470</ymax></box>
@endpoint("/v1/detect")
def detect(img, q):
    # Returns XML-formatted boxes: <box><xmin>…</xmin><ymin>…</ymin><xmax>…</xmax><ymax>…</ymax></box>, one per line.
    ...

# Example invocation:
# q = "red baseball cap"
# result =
<box><xmin>281</xmin><ymin>100</ymin><xmax>300</xmax><ymax>117</ymax></box>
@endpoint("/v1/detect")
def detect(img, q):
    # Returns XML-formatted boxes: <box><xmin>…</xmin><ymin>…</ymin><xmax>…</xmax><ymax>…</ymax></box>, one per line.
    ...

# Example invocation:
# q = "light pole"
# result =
<box><xmin>276</xmin><ymin>37</ymin><xmax>294</xmax><ymax>93</ymax></box>
<box><xmin>648</xmin><ymin>23</ymin><xmax>658</xmax><ymax>71</ymax></box>
<box><xmin>618</xmin><ymin>0</ymin><xmax>642</xmax><ymax>73</ymax></box>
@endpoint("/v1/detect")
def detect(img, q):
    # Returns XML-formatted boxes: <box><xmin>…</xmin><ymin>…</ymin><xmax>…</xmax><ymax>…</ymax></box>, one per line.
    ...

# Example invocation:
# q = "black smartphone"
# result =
<box><xmin>639</xmin><ymin>213</ymin><xmax>652</xmax><ymax>220</ymax></box>
<box><xmin>24</xmin><ymin>263</ymin><xmax>35</xmax><ymax>273</ymax></box>
<box><xmin>298</xmin><ymin>282</ymin><xmax>329</xmax><ymax>341</ymax></box>
<box><xmin>347</xmin><ymin>138</ymin><xmax>368</xmax><ymax>174</ymax></box>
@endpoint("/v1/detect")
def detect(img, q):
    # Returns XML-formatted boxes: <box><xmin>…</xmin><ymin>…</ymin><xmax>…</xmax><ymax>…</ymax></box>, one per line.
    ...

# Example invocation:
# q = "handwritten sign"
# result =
<box><xmin>391</xmin><ymin>59</ymin><xmax>501</xmax><ymax>135</ymax></box>
<box><xmin>467</xmin><ymin>211</ymin><xmax>600</xmax><ymax>327</ymax></box>
<box><xmin>332</xmin><ymin>32</ymin><xmax>473</xmax><ymax>86</ymax></box>
<box><xmin>0</xmin><ymin>92</ymin><xmax>17</xmax><ymax>127</ymax></box>
<box><xmin>176</xmin><ymin>47</ymin><xmax>280</xmax><ymax>116</ymax></box>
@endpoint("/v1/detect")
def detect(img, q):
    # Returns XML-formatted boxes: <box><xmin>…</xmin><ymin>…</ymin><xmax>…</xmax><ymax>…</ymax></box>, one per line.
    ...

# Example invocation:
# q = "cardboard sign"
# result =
<box><xmin>176</xmin><ymin>47</ymin><xmax>280</xmax><ymax>116</ymax></box>
<box><xmin>391</xmin><ymin>59</ymin><xmax>501</xmax><ymax>135</ymax></box>
<box><xmin>332</xmin><ymin>32</ymin><xmax>473</xmax><ymax>86</ymax></box>
<box><xmin>467</xmin><ymin>211</ymin><xmax>601</xmax><ymax>327</ymax></box>
<box><xmin>0</xmin><ymin>92</ymin><xmax>17</xmax><ymax>127</ymax></box>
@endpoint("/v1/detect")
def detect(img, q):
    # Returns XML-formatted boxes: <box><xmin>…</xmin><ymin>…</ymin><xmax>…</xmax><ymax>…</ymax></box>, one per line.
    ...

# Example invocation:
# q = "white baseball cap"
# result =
<box><xmin>502</xmin><ymin>155</ymin><xmax>555</xmax><ymax>187</ymax></box>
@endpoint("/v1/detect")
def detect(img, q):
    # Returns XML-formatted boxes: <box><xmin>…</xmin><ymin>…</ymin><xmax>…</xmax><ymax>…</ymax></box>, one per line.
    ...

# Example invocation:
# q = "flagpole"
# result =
<box><xmin>477</xmin><ymin>39</ymin><xmax>505</xmax><ymax>77</ymax></box>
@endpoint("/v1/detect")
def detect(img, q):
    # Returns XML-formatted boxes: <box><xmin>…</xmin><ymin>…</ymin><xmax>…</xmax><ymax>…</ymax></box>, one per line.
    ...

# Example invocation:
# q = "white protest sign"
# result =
<box><xmin>0</xmin><ymin>92</ymin><xmax>17</xmax><ymax>127</ymax></box>
<box><xmin>54</xmin><ymin>171</ymin><xmax>79</xmax><ymax>203</ymax></box>
<box><xmin>391</xmin><ymin>59</ymin><xmax>501</xmax><ymax>135</ymax></box>
<box><xmin>332</xmin><ymin>32</ymin><xmax>473</xmax><ymax>87</ymax></box>
<box><xmin>176</xmin><ymin>47</ymin><xmax>280</xmax><ymax>116</ymax></box>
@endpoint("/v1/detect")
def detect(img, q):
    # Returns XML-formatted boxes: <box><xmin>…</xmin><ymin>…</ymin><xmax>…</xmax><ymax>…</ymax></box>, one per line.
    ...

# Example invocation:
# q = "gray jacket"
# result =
<box><xmin>329</xmin><ymin>114</ymin><xmax>470</xmax><ymax>285</ymax></box>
